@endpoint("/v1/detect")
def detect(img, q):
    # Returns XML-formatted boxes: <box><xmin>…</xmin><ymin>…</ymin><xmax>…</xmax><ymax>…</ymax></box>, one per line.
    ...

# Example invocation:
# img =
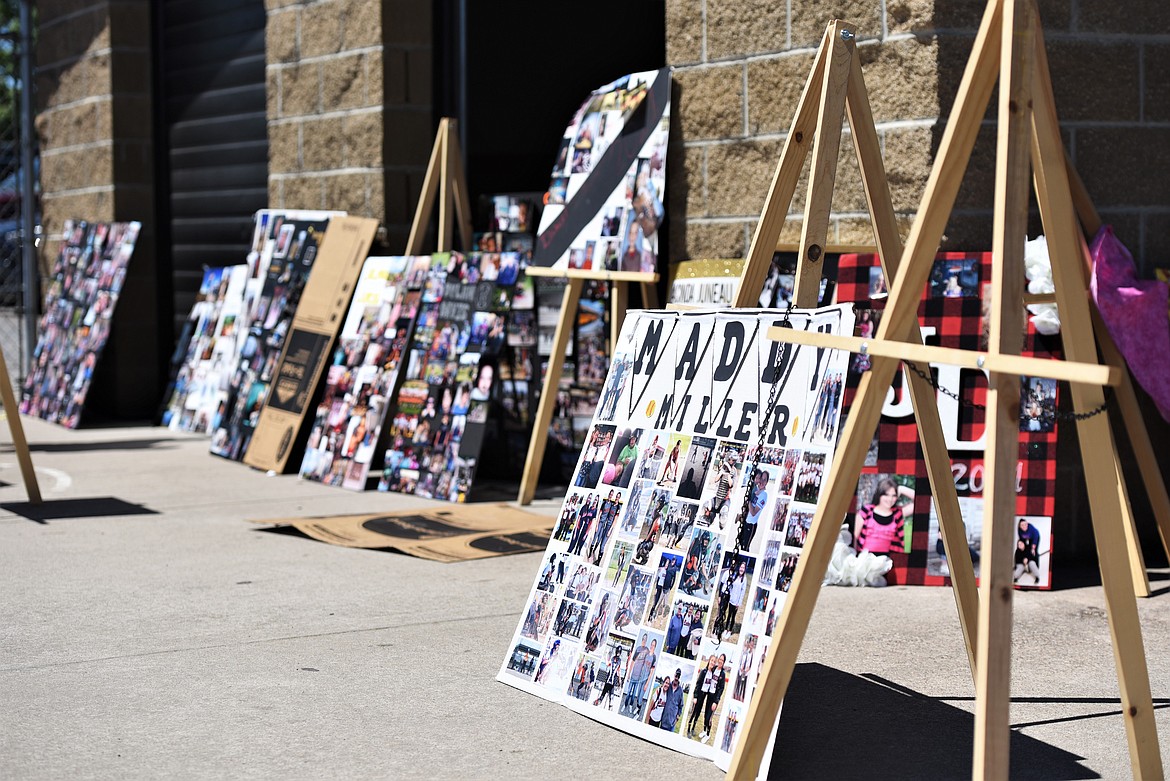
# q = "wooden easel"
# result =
<box><xmin>731</xmin><ymin>18</ymin><xmax>987</xmax><ymax>675</ymax></box>
<box><xmin>405</xmin><ymin>117</ymin><xmax>472</xmax><ymax>255</ymax></box>
<box><xmin>0</xmin><ymin>346</ymin><xmax>40</xmax><ymax>503</ymax></box>
<box><xmin>729</xmin><ymin>2</ymin><xmax>1165</xmax><ymax>779</ymax></box>
<box><xmin>515</xmin><ymin>252</ymin><xmax>659</xmax><ymax>506</ymax></box>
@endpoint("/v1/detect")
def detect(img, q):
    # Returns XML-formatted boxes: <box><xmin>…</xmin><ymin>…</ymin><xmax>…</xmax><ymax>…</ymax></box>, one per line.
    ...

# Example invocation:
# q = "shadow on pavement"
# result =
<box><xmin>767</xmin><ymin>663</ymin><xmax>1101</xmax><ymax>780</ymax></box>
<box><xmin>0</xmin><ymin>438</ymin><xmax>181</xmax><ymax>453</ymax></box>
<box><xmin>2</xmin><ymin>496</ymin><xmax>159</xmax><ymax>523</ymax></box>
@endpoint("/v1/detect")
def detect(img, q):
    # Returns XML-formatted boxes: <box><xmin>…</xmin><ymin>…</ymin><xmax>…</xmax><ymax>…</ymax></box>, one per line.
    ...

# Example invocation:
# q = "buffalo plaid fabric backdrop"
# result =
<box><xmin>835</xmin><ymin>252</ymin><xmax>1062</xmax><ymax>587</ymax></box>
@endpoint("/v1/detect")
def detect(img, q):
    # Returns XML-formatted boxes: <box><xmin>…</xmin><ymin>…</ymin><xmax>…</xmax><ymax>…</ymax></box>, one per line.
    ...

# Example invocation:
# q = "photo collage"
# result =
<box><xmin>298</xmin><ymin>255</ymin><xmax>429</xmax><ymax>490</ymax></box>
<box><xmin>377</xmin><ymin>250</ymin><xmax>519</xmax><ymax>502</ymax></box>
<box><xmin>21</xmin><ymin>220</ymin><xmax>142</xmax><ymax>428</ymax></box>
<box><xmin>534</xmin><ymin>68</ymin><xmax>671</xmax><ymax>275</ymax></box>
<box><xmin>210</xmin><ymin>214</ymin><xmax>335</xmax><ymax>461</ymax></box>
<box><xmin>160</xmin><ymin>264</ymin><xmax>251</xmax><ymax>434</ymax></box>
<box><xmin>498</xmin><ymin>306</ymin><xmax>856</xmax><ymax>768</ymax></box>
<box><xmin>836</xmin><ymin>252</ymin><xmax>1063</xmax><ymax>589</ymax></box>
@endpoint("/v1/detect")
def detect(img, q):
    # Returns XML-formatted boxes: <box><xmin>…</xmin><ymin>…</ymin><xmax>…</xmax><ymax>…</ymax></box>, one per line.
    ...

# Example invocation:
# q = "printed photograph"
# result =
<box><xmin>708</xmin><ymin>552</ymin><xmax>756</xmax><ymax>645</ymax></box>
<box><xmin>929</xmin><ymin>256</ymin><xmax>981</xmax><ymax>298</ymax></box>
<box><xmin>617</xmin><ymin>628</ymin><xmax>664</xmax><ymax>720</ymax></box>
<box><xmin>792</xmin><ymin>451</ymin><xmax>827</xmax><ymax>504</ymax></box>
<box><xmin>1020</xmin><ymin>376</ymin><xmax>1058</xmax><ymax>434</ymax></box>
<box><xmin>676</xmin><ymin>435</ymin><xmax>717</xmax><ymax>500</ymax></box>
<box><xmin>503</xmin><ymin>639</ymin><xmax>543</xmax><ymax>681</ymax></box>
<box><xmin>678</xmin><ymin>528</ymin><xmax>722</xmax><ymax>601</ymax></box>
<box><xmin>643</xmin><ymin>660</ymin><xmax>696</xmax><ymax>734</ymax></box>
<box><xmin>852</xmin><ymin>473</ymin><xmax>916</xmax><ymax>555</ymax></box>
<box><xmin>683</xmin><ymin>650</ymin><xmax>732</xmax><ymax>745</ymax></box>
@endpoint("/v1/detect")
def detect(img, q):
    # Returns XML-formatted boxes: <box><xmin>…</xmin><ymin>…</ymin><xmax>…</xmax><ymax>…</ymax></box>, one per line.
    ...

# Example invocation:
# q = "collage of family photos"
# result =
<box><xmin>377</xmin><ymin>250</ymin><xmax>520</xmax><ymax>502</ymax></box>
<box><xmin>21</xmin><ymin>220</ymin><xmax>142</xmax><ymax>428</ymax></box>
<box><xmin>298</xmin><ymin>255</ymin><xmax>429</xmax><ymax>490</ymax></box>
<box><xmin>535</xmin><ymin>68</ymin><xmax>670</xmax><ymax>275</ymax></box>
<box><xmin>837</xmin><ymin>252</ymin><xmax>1063</xmax><ymax>588</ymax></box>
<box><xmin>499</xmin><ymin>306</ymin><xmax>856</xmax><ymax>767</ymax></box>
<box><xmin>210</xmin><ymin>214</ymin><xmax>334</xmax><ymax>462</ymax></box>
<box><xmin>162</xmin><ymin>209</ymin><xmax>344</xmax><ymax>438</ymax></box>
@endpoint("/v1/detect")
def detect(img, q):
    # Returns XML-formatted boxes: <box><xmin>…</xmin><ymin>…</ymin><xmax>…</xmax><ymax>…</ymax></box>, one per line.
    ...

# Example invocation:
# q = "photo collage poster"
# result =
<box><xmin>298</xmin><ymin>255</ymin><xmax>428</xmax><ymax>489</ymax></box>
<box><xmin>210</xmin><ymin>214</ymin><xmax>335</xmax><ymax>461</ymax></box>
<box><xmin>835</xmin><ymin>252</ymin><xmax>1062</xmax><ymax>589</ymax></box>
<box><xmin>21</xmin><ymin>220</ymin><xmax>142</xmax><ymax>428</ymax></box>
<box><xmin>533</xmin><ymin>68</ymin><xmax>670</xmax><ymax>274</ymax></box>
<box><xmin>538</xmin><ymin>276</ymin><xmax>613</xmax><ymax>482</ymax></box>
<box><xmin>160</xmin><ymin>264</ymin><xmax>250</xmax><ymax>434</ymax></box>
<box><xmin>479</xmin><ymin>194</ymin><xmax>537</xmax><ymax>435</ymax></box>
<box><xmin>378</xmin><ymin>251</ymin><xmax>517</xmax><ymax>502</ymax></box>
<box><xmin>498</xmin><ymin>305</ymin><xmax>855</xmax><ymax>771</ymax></box>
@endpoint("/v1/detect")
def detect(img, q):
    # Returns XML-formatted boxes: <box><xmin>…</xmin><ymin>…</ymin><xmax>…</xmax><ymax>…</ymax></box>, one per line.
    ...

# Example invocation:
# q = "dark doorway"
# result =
<box><xmin>153</xmin><ymin>0</ymin><xmax>270</xmax><ymax>337</ymax></box>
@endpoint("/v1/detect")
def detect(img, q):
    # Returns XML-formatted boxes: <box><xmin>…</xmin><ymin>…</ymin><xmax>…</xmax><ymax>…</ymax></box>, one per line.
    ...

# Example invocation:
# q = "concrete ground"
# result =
<box><xmin>0</xmin><ymin>418</ymin><xmax>1167</xmax><ymax>780</ymax></box>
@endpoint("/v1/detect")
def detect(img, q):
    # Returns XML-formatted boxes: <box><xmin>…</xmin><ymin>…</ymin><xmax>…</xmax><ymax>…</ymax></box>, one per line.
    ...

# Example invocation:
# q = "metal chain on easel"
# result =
<box><xmin>898</xmin><ymin>358</ymin><xmax>1110</xmax><ymax>422</ymax></box>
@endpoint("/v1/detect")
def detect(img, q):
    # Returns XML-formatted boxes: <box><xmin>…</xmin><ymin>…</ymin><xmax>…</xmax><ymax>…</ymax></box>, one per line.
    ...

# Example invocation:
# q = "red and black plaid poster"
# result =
<box><xmin>836</xmin><ymin>252</ymin><xmax>1062</xmax><ymax>589</ymax></box>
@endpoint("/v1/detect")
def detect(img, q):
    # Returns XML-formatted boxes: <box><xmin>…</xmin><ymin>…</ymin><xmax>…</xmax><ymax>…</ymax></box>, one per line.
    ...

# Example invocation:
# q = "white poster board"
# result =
<box><xmin>497</xmin><ymin>305</ymin><xmax>855</xmax><ymax>772</ymax></box>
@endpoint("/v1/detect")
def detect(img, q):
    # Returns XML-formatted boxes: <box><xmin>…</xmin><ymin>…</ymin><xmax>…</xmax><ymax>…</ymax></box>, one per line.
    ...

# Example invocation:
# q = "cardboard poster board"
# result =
<box><xmin>161</xmin><ymin>264</ymin><xmax>250</xmax><ymax>433</ymax></box>
<box><xmin>497</xmin><ymin>305</ymin><xmax>855</xmax><ymax>770</ymax></box>
<box><xmin>250</xmin><ymin>503</ymin><xmax>553</xmax><ymax>562</ymax></box>
<box><xmin>533</xmin><ymin>68</ymin><xmax>671</xmax><ymax>274</ymax></box>
<box><xmin>298</xmin><ymin>254</ymin><xmax>429</xmax><ymax>489</ymax></box>
<box><xmin>244</xmin><ymin>216</ymin><xmax>380</xmax><ymax>473</ymax></box>
<box><xmin>377</xmin><ymin>250</ymin><xmax>517</xmax><ymax>501</ymax></box>
<box><xmin>209</xmin><ymin>213</ymin><xmax>336</xmax><ymax>461</ymax></box>
<box><xmin>21</xmin><ymin>220</ymin><xmax>142</xmax><ymax>428</ymax></box>
<box><xmin>835</xmin><ymin>252</ymin><xmax>1062</xmax><ymax>589</ymax></box>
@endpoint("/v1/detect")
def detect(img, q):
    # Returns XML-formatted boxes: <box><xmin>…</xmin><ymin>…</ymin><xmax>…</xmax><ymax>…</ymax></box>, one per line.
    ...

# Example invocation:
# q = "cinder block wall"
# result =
<box><xmin>666</xmin><ymin>0</ymin><xmax>1170</xmax><ymax>562</ymax></box>
<box><xmin>35</xmin><ymin>0</ymin><xmax>154</xmax><ymax>267</ymax></box>
<box><xmin>34</xmin><ymin>0</ymin><xmax>160</xmax><ymax>419</ymax></box>
<box><xmin>264</xmin><ymin>0</ymin><xmax>434</xmax><ymax>251</ymax></box>
<box><xmin>667</xmin><ymin>0</ymin><xmax>1170</xmax><ymax>276</ymax></box>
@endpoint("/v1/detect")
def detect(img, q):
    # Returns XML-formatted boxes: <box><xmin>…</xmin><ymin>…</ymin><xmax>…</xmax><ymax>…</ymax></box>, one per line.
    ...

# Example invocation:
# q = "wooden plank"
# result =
<box><xmin>640</xmin><ymin>280</ymin><xmax>660</xmax><ymax>309</ymax></box>
<box><xmin>973</xmin><ymin>4</ymin><xmax>1033</xmax><ymax>776</ymax></box>
<box><xmin>517</xmin><ymin>278</ymin><xmax>583</xmax><ymax>505</ymax></box>
<box><xmin>405</xmin><ymin>118</ymin><xmax>446</xmax><ymax>255</ymax></box>
<box><xmin>610</xmin><ymin>281</ymin><xmax>628</xmax><ymax>358</ymax></box>
<box><xmin>846</xmin><ymin>52</ymin><xmax>980</xmax><ymax>679</ymax></box>
<box><xmin>438</xmin><ymin>120</ymin><xmax>455</xmax><ymax>252</ymax></box>
<box><xmin>793</xmin><ymin>19</ymin><xmax>854</xmax><ymax>307</ymax></box>
<box><xmin>445</xmin><ymin>119</ymin><xmax>474</xmax><ymax>251</ymax></box>
<box><xmin>876</xmin><ymin>0</ymin><xmax>1003</xmax><ymax>347</ymax></box>
<box><xmin>775</xmin><ymin>242</ymin><xmax>876</xmax><ymax>253</ymax></box>
<box><xmin>1030</xmin><ymin>22</ymin><xmax>1164</xmax><ymax>775</ymax></box>
<box><xmin>762</xmin><ymin>325</ymin><xmax>1119</xmax><ymax>386</ymax></box>
<box><xmin>525</xmin><ymin>266</ymin><xmax>658</xmax><ymax>283</ymax></box>
<box><xmin>731</xmin><ymin>26</ymin><xmax>830</xmax><ymax>307</ymax></box>
<box><xmin>1028</xmin><ymin>26</ymin><xmax>1148</xmax><ymax>602</ymax></box>
<box><xmin>730</xmin><ymin>5</ymin><xmax>1007</xmax><ymax>776</ymax></box>
<box><xmin>0</xmin><ymin>350</ymin><xmax>40</xmax><ymax>503</ymax></box>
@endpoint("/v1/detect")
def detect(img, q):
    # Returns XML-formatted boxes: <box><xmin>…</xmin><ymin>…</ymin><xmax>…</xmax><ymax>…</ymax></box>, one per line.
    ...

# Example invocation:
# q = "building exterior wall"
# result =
<box><xmin>264</xmin><ymin>0</ymin><xmax>433</xmax><ymax>251</ymax></box>
<box><xmin>666</xmin><ymin>0</ymin><xmax>1169</xmax><ymax>276</ymax></box>
<box><xmin>35</xmin><ymin>0</ymin><xmax>159</xmax><ymax>418</ymax></box>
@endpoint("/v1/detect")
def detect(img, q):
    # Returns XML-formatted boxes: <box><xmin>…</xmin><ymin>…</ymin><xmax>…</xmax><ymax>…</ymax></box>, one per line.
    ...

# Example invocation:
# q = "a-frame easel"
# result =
<box><xmin>729</xmin><ymin>1</ymin><xmax>1165</xmax><ymax>778</ymax></box>
<box><xmin>405</xmin><ymin>117</ymin><xmax>473</xmax><ymax>255</ymax></box>
<box><xmin>0</xmin><ymin>346</ymin><xmax>40</xmax><ymax>503</ymax></box>
<box><xmin>731</xmin><ymin>18</ymin><xmax>989</xmax><ymax>675</ymax></box>
<box><xmin>516</xmin><ymin>253</ymin><xmax>660</xmax><ymax>504</ymax></box>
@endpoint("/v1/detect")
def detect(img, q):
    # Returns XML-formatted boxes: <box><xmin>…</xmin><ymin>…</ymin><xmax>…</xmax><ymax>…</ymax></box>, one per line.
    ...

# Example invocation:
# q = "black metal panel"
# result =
<box><xmin>157</xmin><ymin>0</ymin><xmax>268</xmax><ymax>336</ymax></box>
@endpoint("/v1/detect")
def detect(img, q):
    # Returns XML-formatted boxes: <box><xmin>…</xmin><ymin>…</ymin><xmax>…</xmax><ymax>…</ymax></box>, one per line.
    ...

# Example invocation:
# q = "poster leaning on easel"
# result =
<box><xmin>497</xmin><ymin>305</ymin><xmax>855</xmax><ymax>771</ymax></box>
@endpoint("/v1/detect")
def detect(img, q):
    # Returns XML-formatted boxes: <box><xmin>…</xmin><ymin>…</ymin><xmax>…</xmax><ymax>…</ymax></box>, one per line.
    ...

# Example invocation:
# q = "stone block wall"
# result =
<box><xmin>667</xmin><ymin>0</ymin><xmax>1170</xmax><ymax>276</ymax></box>
<box><xmin>265</xmin><ymin>0</ymin><xmax>433</xmax><ymax>251</ymax></box>
<box><xmin>35</xmin><ymin>0</ymin><xmax>160</xmax><ymax>419</ymax></box>
<box><xmin>36</xmin><ymin>0</ymin><xmax>154</xmax><ymax>267</ymax></box>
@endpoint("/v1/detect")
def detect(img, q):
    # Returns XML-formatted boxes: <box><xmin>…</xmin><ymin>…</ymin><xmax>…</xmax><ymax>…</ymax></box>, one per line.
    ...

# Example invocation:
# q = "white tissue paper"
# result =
<box><xmin>823</xmin><ymin>524</ymin><xmax>893</xmax><ymax>588</ymax></box>
<box><xmin>1024</xmin><ymin>234</ymin><xmax>1062</xmax><ymax>335</ymax></box>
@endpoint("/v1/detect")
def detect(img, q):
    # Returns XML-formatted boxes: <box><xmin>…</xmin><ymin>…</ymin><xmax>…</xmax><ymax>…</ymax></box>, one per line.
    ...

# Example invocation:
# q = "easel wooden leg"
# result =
<box><xmin>1028</xmin><ymin>19</ymin><xmax>1164</xmax><ymax>774</ymax></box>
<box><xmin>639</xmin><ymin>281</ymin><xmax>659</xmax><ymax>310</ymax></box>
<box><xmin>846</xmin><ymin>52</ymin><xmax>980</xmax><ymax>676</ymax></box>
<box><xmin>518</xmin><ymin>279</ymin><xmax>583</xmax><ymax>505</ymax></box>
<box><xmin>610</xmin><ymin>281</ymin><xmax>628</xmax><ymax>358</ymax></box>
<box><xmin>0</xmin><ymin>350</ymin><xmax>40</xmax><ymax>503</ymax></box>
